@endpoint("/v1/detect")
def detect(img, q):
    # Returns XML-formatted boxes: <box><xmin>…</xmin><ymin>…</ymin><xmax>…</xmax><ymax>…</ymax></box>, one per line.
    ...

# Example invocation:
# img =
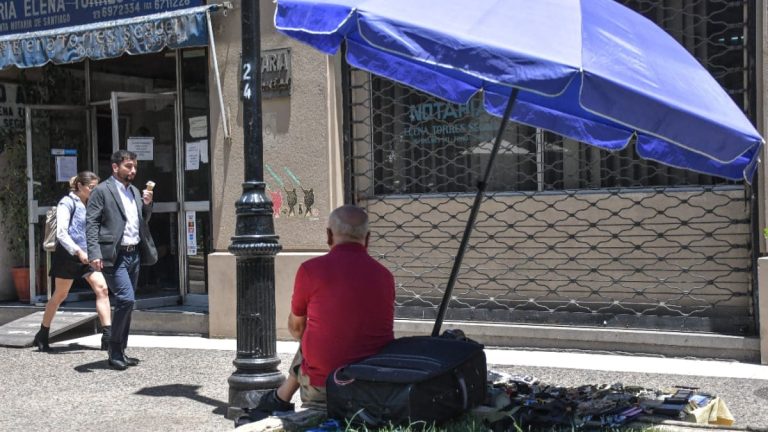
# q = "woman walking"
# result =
<box><xmin>33</xmin><ymin>171</ymin><xmax>112</xmax><ymax>352</ymax></box>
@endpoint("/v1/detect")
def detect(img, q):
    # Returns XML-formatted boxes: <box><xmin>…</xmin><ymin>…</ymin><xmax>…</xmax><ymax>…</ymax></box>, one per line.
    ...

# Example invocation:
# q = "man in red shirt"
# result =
<box><xmin>254</xmin><ymin>205</ymin><xmax>395</xmax><ymax>413</ymax></box>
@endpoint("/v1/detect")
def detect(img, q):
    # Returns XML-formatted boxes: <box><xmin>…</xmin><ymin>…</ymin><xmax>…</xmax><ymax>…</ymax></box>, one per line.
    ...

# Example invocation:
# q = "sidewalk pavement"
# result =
<box><xmin>1</xmin><ymin>333</ymin><xmax>767</xmax><ymax>431</ymax></box>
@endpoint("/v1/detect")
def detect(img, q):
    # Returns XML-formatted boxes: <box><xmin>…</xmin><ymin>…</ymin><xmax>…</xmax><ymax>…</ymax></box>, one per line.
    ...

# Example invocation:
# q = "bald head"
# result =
<box><xmin>327</xmin><ymin>205</ymin><xmax>369</xmax><ymax>246</ymax></box>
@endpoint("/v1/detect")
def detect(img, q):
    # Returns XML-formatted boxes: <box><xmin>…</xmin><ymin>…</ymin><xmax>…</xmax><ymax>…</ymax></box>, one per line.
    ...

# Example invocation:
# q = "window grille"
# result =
<box><xmin>344</xmin><ymin>0</ymin><xmax>757</xmax><ymax>334</ymax></box>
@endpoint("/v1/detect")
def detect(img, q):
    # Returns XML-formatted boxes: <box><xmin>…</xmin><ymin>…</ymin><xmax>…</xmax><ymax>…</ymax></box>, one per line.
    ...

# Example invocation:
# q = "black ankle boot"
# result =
<box><xmin>100</xmin><ymin>326</ymin><xmax>111</xmax><ymax>351</ymax></box>
<box><xmin>33</xmin><ymin>325</ymin><xmax>50</xmax><ymax>352</ymax></box>
<box><xmin>255</xmin><ymin>389</ymin><xmax>295</xmax><ymax>413</ymax></box>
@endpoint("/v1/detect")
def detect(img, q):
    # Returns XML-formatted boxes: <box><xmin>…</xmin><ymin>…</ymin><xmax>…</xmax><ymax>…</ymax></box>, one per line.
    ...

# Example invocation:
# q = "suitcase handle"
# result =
<box><xmin>354</xmin><ymin>408</ymin><xmax>383</xmax><ymax>428</ymax></box>
<box><xmin>332</xmin><ymin>368</ymin><xmax>355</xmax><ymax>386</ymax></box>
<box><xmin>456</xmin><ymin>372</ymin><xmax>468</xmax><ymax>410</ymax></box>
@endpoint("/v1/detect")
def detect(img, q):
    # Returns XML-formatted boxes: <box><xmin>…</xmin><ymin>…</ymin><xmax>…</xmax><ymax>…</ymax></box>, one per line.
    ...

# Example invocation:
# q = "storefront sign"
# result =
<box><xmin>0</xmin><ymin>3</ymin><xmax>213</xmax><ymax>70</ymax></box>
<box><xmin>0</xmin><ymin>82</ymin><xmax>24</xmax><ymax>130</ymax></box>
<box><xmin>403</xmin><ymin>99</ymin><xmax>499</xmax><ymax>146</ymax></box>
<box><xmin>0</xmin><ymin>0</ymin><xmax>206</xmax><ymax>37</ymax></box>
<box><xmin>261</xmin><ymin>48</ymin><xmax>291</xmax><ymax>99</ymax></box>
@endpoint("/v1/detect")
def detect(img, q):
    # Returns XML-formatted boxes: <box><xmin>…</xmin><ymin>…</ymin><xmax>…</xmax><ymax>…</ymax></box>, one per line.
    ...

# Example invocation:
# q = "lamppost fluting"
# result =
<box><xmin>227</xmin><ymin>0</ymin><xmax>284</xmax><ymax>416</ymax></box>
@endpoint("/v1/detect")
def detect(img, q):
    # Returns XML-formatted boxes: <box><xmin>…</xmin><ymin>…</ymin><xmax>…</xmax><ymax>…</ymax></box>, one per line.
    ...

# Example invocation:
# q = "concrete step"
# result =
<box><xmin>0</xmin><ymin>303</ymin><xmax>208</xmax><ymax>338</ymax></box>
<box><xmin>0</xmin><ymin>311</ymin><xmax>97</xmax><ymax>348</ymax></box>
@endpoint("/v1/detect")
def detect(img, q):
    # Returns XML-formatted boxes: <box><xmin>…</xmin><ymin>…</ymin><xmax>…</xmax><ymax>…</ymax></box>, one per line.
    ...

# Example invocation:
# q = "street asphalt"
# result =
<box><xmin>1</xmin><ymin>333</ymin><xmax>767</xmax><ymax>432</ymax></box>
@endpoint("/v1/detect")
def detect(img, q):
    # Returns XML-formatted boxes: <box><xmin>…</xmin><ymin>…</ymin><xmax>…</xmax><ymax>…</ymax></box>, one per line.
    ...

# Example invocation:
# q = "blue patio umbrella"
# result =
<box><xmin>274</xmin><ymin>0</ymin><xmax>765</xmax><ymax>334</ymax></box>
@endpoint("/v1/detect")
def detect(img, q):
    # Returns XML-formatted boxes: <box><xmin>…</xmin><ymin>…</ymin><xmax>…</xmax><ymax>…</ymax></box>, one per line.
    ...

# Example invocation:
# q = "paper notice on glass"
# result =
<box><xmin>127</xmin><ymin>137</ymin><xmax>154</xmax><ymax>160</ymax></box>
<box><xmin>185</xmin><ymin>141</ymin><xmax>200</xmax><ymax>171</ymax></box>
<box><xmin>198</xmin><ymin>139</ymin><xmax>208</xmax><ymax>163</ymax></box>
<box><xmin>55</xmin><ymin>156</ymin><xmax>78</xmax><ymax>182</ymax></box>
<box><xmin>189</xmin><ymin>116</ymin><xmax>208</xmax><ymax>138</ymax></box>
<box><xmin>186</xmin><ymin>211</ymin><xmax>197</xmax><ymax>255</ymax></box>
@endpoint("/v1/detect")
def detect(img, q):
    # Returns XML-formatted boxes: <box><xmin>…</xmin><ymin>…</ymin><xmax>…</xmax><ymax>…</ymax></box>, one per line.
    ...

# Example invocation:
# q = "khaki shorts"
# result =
<box><xmin>289</xmin><ymin>348</ymin><xmax>327</xmax><ymax>410</ymax></box>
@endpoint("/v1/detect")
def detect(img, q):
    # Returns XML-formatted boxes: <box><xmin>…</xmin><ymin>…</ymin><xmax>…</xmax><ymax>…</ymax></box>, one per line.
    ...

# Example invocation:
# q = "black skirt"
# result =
<box><xmin>49</xmin><ymin>243</ymin><xmax>93</xmax><ymax>280</ymax></box>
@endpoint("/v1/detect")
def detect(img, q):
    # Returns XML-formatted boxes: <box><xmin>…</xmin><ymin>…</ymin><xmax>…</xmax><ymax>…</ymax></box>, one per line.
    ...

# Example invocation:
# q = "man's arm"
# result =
<box><xmin>85</xmin><ymin>188</ymin><xmax>105</xmax><ymax>267</ymax></box>
<box><xmin>289</xmin><ymin>264</ymin><xmax>310</xmax><ymax>341</ymax></box>
<box><xmin>141</xmin><ymin>187</ymin><xmax>153</xmax><ymax>222</ymax></box>
<box><xmin>287</xmin><ymin>313</ymin><xmax>306</xmax><ymax>341</ymax></box>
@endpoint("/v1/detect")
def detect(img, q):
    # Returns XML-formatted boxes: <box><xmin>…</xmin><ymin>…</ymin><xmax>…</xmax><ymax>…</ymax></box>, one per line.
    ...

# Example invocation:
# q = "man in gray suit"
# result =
<box><xmin>86</xmin><ymin>150</ymin><xmax>158</xmax><ymax>370</ymax></box>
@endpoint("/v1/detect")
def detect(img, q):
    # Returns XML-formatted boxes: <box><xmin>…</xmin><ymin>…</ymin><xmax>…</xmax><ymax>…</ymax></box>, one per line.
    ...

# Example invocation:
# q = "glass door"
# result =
<box><xmin>94</xmin><ymin>91</ymin><xmax>183</xmax><ymax>304</ymax></box>
<box><xmin>26</xmin><ymin>105</ymin><xmax>89</xmax><ymax>303</ymax></box>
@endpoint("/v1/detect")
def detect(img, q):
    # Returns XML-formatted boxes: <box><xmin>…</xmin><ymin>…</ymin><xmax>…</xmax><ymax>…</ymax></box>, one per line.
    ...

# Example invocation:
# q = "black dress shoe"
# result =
<box><xmin>108</xmin><ymin>358</ymin><xmax>128</xmax><ymax>370</ymax></box>
<box><xmin>124</xmin><ymin>356</ymin><xmax>139</xmax><ymax>367</ymax></box>
<box><xmin>254</xmin><ymin>389</ymin><xmax>295</xmax><ymax>413</ymax></box>
<box><xmin>33</xmin><ymin>326</ymin><xmax>51</xmax><ymax>352</ymax></box>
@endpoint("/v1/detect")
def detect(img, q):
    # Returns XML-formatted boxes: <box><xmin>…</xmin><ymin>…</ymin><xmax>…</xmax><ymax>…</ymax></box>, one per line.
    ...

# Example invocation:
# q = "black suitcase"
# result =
<box><xmin>326</xmin><ymin>335</ymin><xmax>487</xmax><ymax>427</ymax></box>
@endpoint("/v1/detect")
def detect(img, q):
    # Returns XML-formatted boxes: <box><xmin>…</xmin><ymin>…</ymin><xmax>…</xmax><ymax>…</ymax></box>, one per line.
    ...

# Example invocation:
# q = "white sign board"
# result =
<box><xmin>185</xmin><ymin>141</ymin><xmax>200</xmax><ymax>171</ymax></box>
<box><xmin>55</xmin><ymin>156</ymin><xmax>78</xmax><ymax>182</ymax></box>
<box><xmin>188</xmin><ymin>116</ymin><xmax>208</xmax><ymax>138</ymax></box>
<box><xmin>127</xmin><ymin>137</ymin><xmax>154</xmax><ymax>161</ymax></box>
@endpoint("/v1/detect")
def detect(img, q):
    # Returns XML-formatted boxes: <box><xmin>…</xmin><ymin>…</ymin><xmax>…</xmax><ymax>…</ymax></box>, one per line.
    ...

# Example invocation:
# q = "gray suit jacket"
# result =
<box><xmin>86</xmin><ymin>176</ymin><xmax>158</xmax><ymax>267</ymax></box>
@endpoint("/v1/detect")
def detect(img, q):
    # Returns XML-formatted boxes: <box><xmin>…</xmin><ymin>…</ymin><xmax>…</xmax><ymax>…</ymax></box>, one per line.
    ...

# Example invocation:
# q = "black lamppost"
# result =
<box><xmin>227</xmin><ymin>0</ymin><xmax>284</xmax><ymax>417</ymax></box>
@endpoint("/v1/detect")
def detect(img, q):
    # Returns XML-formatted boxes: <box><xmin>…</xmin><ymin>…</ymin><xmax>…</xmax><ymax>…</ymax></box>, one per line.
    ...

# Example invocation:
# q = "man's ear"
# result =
<box><xmin>111</xmin><ymin>163</ymin><xmax>118</xmax><ymax>174</ymax></box>
<box><xmin>327</xmin><ymin>228</ymin><xmax>333</xmax><ymax>247</ymax></box>
<box><xmin>364</xmin><ymin>231</ymin><xmax>370</xmax><ymax>248</ymax></box>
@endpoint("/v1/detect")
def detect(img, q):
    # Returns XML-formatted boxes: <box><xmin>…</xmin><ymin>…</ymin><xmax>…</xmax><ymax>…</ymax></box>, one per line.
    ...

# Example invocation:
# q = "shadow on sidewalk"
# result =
<box><xmin>74</xmin><ymin>359</ymin><xmax>113</xmax><ymax>372</ymax></box>
<box><xmin>46</xmin><ymin>344</ymin><xmax>101</xmax><ymax>355</ymax></box>
<box><xmin>136</xmin><ymin>384</ymin><xmax>228</xmax><ymax>415</ymax></box>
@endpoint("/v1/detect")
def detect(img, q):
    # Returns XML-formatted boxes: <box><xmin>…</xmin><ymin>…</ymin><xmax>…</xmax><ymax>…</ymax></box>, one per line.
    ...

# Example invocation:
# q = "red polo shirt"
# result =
<box><xmin>291</xmin><ymin>242</ymin><xmax>395</xmax><ymax>386</ymax></box>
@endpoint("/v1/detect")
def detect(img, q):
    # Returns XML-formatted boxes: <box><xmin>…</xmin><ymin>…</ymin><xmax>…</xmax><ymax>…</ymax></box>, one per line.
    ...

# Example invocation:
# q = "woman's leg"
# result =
<box><xmin>41</xmin><ymin>278</ymin><xmax>74</xmax><ymax>328</ymax></box>
<box><xmin>85</xmin><ymin>272</ymin><xmax>112</xmax><ymax>327</ymax></box>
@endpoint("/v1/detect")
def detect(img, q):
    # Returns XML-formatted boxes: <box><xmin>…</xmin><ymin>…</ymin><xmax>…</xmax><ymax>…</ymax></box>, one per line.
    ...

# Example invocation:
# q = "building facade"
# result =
<box><xmin>0</xmin><ymin>0</ymin><xmax>767</xmax><ymax>361</ymax></box>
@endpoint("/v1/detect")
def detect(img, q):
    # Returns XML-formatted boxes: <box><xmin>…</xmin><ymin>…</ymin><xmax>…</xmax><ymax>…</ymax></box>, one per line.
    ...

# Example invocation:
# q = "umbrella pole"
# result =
<box><xmin>432</xmin><ymin>89</ymin><xmax>519</xmax><ymax>337</ymax></box>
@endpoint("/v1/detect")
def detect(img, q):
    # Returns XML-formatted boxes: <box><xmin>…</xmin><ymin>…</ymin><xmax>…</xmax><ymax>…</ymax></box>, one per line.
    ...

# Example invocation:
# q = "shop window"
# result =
<box><xmin>89</xmin><ymin>50</ymin><xmax>176</xmax><ymax>103</ymax></box>
<box><xmin>366</xmin><ymin>79</ymin><xmax>727</xmax><ymax>196</ymax></box>
<box><xmin>181</xmin><ymin>48</ymin><xmax>211</xmax><ymax>201</ymax></box>
<box><xmin>362</xmin><ymin>0</ymin><xmax>751</xmax><ymax>195</ymax></box>
<box><xmin>181</xmin><ymin>48</ymin><xmax>211</xmax><ymax>295</ymax></box>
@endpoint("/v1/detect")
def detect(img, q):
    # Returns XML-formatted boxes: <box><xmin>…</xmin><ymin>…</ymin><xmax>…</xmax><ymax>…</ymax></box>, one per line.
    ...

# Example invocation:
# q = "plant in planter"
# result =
<box><xmin>0</xmin><ymin>66</ymin><xmax>83</xmax><ymax>302</ymax></box>
<box><xmin>0</xmin><ymin>123</ymin><xmax>32</xmax><ymax>301</ymax></box>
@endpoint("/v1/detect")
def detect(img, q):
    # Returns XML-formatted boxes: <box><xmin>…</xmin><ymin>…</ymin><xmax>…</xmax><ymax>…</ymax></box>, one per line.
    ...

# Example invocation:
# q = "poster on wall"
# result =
<box><xmin>127</xmin><ymin>137</ymin><xmax>154</xmax><ymax>161</ymax></box>
<box><xmin>186</xmin><ymin>211</ymin><xmax>197</xmax><ymax>256</ymax></box>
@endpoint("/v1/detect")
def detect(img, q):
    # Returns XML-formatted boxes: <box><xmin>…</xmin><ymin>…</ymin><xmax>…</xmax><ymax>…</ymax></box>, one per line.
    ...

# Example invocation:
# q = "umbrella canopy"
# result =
<box><xmin>275</xmin><ymin>0</ymin><xmax>764</xmax><ymax>182</ymax></box>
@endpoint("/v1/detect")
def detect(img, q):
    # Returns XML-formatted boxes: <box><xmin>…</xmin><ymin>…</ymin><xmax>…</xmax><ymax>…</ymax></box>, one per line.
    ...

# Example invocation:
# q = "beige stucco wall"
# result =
<box><xmin>207</xmin><ymin>0</ymin><xmax>344</xmax><ymax>338</ymax></box>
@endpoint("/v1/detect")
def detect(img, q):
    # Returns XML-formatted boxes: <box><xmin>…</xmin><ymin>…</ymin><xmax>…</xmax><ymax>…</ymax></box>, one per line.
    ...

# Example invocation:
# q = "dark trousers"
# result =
<box><xmin>102</xmin><ymin>250</ymin><xmax>139</xmax><ymax>359</ymax></box>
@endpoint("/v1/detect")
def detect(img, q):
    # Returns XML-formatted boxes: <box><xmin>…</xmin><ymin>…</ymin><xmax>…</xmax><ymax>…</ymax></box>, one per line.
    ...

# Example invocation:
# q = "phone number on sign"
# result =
<box><xmin>93</xmin><ymin>3</ymin><xmax>140</xmax><ymax>19</ymax></box>
<box><xmin>154</xmin><ymin>0</ymin><xmax>191</xmax><ymax>9</ymax></box>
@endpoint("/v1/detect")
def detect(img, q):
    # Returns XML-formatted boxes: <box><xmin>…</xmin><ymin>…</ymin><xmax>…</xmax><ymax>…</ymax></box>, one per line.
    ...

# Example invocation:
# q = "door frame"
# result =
<box><xmin>93</xmin><ymin>90</ymin><xmax>188</xmax><ymax>304</ymax></box>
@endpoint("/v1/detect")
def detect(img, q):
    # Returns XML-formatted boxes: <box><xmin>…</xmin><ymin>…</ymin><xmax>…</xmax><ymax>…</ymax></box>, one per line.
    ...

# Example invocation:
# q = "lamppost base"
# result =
<box><xmin>227</xmin><ymin>369</ymin><xmax>285</xmax><ymax>419</ymax></box>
